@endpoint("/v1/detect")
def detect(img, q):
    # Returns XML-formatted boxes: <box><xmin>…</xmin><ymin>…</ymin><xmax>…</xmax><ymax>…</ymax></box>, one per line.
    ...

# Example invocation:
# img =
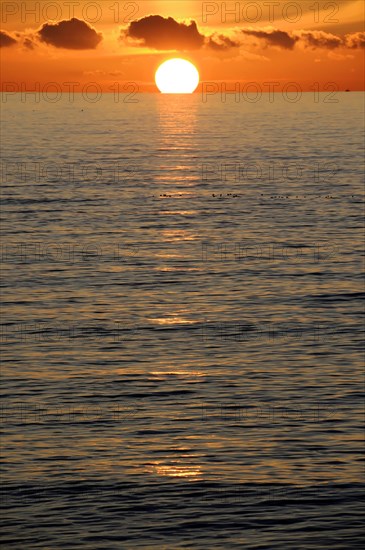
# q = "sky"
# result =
<box><xmin>0</xmin><ymin>0</ymin><xmax>364</xmax><ymax>92</ymax></box>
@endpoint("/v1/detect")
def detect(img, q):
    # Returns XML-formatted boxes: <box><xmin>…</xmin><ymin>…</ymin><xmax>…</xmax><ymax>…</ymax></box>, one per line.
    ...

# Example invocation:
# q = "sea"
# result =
<box><xmin>1</xmin><ymin>91</ymin><xmax>364</xmax><ymax>548</ymax></box>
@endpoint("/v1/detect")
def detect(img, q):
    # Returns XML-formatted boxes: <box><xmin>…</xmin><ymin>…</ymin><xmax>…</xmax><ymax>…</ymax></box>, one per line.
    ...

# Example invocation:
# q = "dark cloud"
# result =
<box><xmin>0</xmin><ymin>30</ymin><xmax>17</xmax><ymax>48</ymax></box>
<box><xmin>295</xmin><ymin>30</ymin><xmax>342</xmax><ymax>49</ymax></box>
<box><xmin>125</xmin><ymin>15</ymin><xmax>205</xmax><ymax>50</ymax></box>
<box><xmin>242</xmin><ymin>29</ymin><xmax>298</xmax><ymax>50</ymax></box>
<box><xmin>38</xmin><ymin>18</ymin><xmax>102</xmax><ymax>49</ymax></box>
<box><xmin>207</xmin><ymin>34</ymin><xmax>241</xmax><ymax>51</ymax></box>
<box><xmin>345</xmin><ymin>32</ymin><xmax>365</xmax><ymax>49</ymax></box>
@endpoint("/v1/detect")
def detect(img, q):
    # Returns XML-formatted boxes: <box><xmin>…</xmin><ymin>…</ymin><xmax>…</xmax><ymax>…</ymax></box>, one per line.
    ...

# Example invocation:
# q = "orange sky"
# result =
<box><xmin>1</xmin><ymin>1</ymin><xmax>364</xmax><ymax>91</ymax></box>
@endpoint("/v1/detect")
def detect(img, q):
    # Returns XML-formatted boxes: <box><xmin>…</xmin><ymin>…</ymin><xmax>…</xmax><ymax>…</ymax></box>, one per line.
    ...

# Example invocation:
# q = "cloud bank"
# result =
<box><xmin>122</xmin><ymin>16</ymin><xmax>365</xmax><ymax>54</ymax></box>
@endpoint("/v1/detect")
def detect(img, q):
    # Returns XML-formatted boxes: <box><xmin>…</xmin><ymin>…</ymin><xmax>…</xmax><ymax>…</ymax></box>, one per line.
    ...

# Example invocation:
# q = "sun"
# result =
<box><xmin>155</xmin><ymin>58</ymin><xmax>200</xmax><ymax>94</ymax></box>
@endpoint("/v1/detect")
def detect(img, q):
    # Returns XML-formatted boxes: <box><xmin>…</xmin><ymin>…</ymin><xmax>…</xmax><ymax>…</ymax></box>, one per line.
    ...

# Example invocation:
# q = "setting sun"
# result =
<box><xmin>155</xmin><ymin>58</ymin><xmax>199</xmax><ymax>94</ymax></box>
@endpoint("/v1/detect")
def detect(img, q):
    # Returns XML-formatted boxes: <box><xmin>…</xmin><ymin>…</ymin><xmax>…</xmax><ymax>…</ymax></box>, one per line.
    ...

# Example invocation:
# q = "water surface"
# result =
<box><xmin>1</xmin><ymin>92</ymin><xmax>364</xmax><ymax>548</ymax></box>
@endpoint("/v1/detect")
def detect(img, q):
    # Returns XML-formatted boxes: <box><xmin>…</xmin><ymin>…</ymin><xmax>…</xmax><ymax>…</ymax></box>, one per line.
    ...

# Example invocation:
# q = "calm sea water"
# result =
<box><xmin>1</xmin><ymin>92</ymin><xmax>364</xmax><ymax>548</ymax></box>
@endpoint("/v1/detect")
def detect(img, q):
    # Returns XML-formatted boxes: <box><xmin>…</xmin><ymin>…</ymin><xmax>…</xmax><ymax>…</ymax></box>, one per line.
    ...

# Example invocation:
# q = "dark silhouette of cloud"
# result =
<box><xmin>125</xmin><ymin>15</ymin><xmax>205</xmax><ymax>50</ymax></box>
<box><xmin>345</xmin><ymin>32</ymin><xmax>365</xmax><ymax>49</ymax></box>
<box><xmin>0</xmin><ymin>31</ymin><xmax>17</xmax><ymax>48</ymax></box>
<box><xmin>38</xmin><ymin>18</ymin><xmax>102</xmax><ymax>49</ymax></box>
<box><xmin>242</xmin><ymin>29</ymin><xmax>298</xmax><ymax>50</ymax></box>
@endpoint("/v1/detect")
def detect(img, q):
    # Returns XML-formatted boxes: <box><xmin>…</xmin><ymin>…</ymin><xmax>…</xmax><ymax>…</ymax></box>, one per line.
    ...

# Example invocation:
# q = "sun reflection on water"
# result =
<box><xmin>146</xmin><ymin>460</ymin><xmax>202</xmax><ymax>479</ymax></box>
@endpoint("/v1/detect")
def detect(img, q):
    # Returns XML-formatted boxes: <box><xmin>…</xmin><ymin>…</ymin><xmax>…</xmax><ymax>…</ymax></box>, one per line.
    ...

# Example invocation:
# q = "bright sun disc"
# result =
<box><xmin>155</xmin><ymin>58</ymin><xmax>199</xmax><ymax>94</ymax></box>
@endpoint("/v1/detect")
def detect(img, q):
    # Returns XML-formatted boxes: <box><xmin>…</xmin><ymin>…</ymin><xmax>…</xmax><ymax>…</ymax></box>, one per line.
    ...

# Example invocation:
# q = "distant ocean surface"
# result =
<box><xmin>1</xmin><ymin>93</ymin><xmax>364</xmax><ymax>548</ymax></box>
